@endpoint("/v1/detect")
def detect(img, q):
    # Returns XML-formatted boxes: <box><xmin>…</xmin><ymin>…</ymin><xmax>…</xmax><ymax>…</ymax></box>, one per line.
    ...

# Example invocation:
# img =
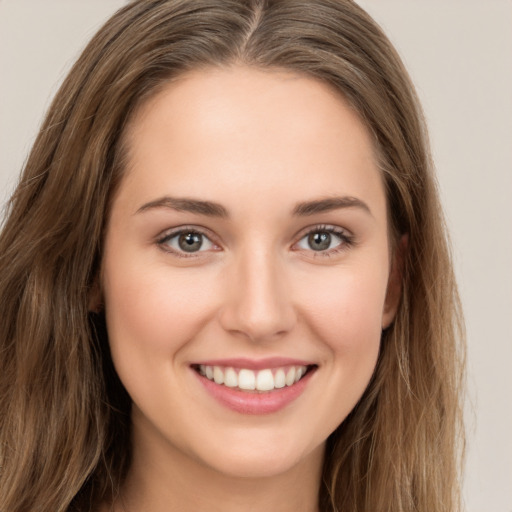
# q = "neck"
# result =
<box><xmin>116</xmin><ymin>415</ymin><xmax>324</xmax><ymax>512</ymax></box>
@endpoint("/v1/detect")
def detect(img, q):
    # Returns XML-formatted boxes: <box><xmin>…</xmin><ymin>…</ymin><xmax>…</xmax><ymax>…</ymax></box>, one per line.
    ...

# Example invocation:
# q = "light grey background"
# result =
<box><xmin>1</xmin><ymin>1</ymin><xmax>511</xmax><ymax>511</ymax></box>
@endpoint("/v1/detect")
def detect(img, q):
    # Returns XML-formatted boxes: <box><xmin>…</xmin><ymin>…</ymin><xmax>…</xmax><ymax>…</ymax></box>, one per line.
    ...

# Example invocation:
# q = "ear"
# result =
<box><xmin>88</xmin><ymin>275</ymin><xmax>104</xmax><ymax>313</ymax></box>
<box><xmin>382</xmin><ymin>234</ymin><xmax>408</xmax><ymax>329</ymax></box>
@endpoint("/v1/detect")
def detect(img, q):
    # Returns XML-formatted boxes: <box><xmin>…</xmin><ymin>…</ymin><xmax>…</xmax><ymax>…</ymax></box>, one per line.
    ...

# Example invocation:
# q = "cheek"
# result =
<box><xmin>303</xmin><ymin>269</ymin><xmax>387</xmax><ymax>343</ymax></box>
<box><xmin>285</xmin><ymin>265</ymin><xmax>388</xmax><ymax>442</ymax></box>
<box><xmin>103</xmin><ymin>260</ymin><xmax>219</xmax><ymax>363</ymax></box>
<box><xmin>297</xmin><ymin>264</ymin><xmax>388</xmax><ymax>357</ymax></box>
<box><xmin>102</xmin><ymin>261</ymin><xmax>222</xmax><ymax>421</ymax></box>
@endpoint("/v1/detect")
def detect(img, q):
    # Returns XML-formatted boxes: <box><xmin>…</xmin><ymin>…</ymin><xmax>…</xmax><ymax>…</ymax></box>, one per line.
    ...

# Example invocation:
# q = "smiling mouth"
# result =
<box><xmin>191</xmin><ymin>364</ymin><xmax>317</xmax><ymax>393</ymax></box>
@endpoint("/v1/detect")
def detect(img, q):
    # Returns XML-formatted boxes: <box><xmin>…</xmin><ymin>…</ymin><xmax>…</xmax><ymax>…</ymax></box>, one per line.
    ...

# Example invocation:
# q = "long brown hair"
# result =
<box><xmin>0</xmin><ymin>1</ymin><xmax>465</xmax><ymax>510</ymax></box>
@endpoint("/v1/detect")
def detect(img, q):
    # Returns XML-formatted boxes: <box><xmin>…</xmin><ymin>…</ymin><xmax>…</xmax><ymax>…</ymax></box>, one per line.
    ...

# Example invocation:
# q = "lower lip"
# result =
<box><xmin>193</xmin><ymin>368</ymin><xmax>315</xmax><ymax>415</ymax></box>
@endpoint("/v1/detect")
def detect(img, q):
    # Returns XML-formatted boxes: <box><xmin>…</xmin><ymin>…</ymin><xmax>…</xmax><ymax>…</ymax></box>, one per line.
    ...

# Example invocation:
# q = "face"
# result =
<box><xmin>100</xmin><ymin>66</ymin><xmax>400</xmax><ymax>479</ymax></box>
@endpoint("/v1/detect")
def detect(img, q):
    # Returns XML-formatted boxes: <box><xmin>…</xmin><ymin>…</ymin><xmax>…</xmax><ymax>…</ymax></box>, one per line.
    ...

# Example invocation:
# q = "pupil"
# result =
<box><xmin>178</xmin><ymin>233</ymin><xmax>202</xmax><ymax>252</ymax></box>
<box><xmin>308</xmin><ymin>232</ymin><xmax>331</xmax><ymax>251</ymax></box>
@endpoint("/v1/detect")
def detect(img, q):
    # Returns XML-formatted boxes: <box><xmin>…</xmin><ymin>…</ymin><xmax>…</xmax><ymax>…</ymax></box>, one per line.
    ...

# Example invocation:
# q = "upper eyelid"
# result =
<box><xmin>155</xmin><ymin>223</ymin><xmax>353</xmax><ymax>251</ymax></box>
<box><xmin>291</xmin><ymin>225</ymin><xmax>355</xmax><ymax>254</ymax></box>
<box><xmin>156</xmin><ymin>225</ymin><xmax>218</xmax><ymax>243</ymax></box>
<box><xmin>155</xmin><ymin>226</ymin><xmax>220</xmax><ymax>256</ymax></box>
<box><xmin>293</xmin><ymin>224</ymin><xmax>352</xmax><ymax>240</ymax></box>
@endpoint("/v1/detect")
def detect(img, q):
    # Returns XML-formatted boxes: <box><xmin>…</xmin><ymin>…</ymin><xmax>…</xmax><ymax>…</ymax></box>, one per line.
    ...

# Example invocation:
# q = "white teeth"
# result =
<box><xmin>224</xmin><ymin>367</ymin><xmax>238</xmax><ymax>388</ymax></box>
<box><xmin>213</xmin><ymin>366</ymin><xmax>224</xmax><ymax>385</ymax></box>
<box><xmin>285</xmin><ymin>367</ymin><xmax>296</xmax><ymax>386</ymax></box>
<box><xmin>274</xmin><ymin>368</ymin><xmax>286</xmax><ymax>389</ymax></box>
<box><xmin>198</xmin><ymin>364</ymin><xmax>310</xmax><ymax>391</ymax></box>
<box><xmin>238</xmin><ymin>369</ymin><xmax>256</xmax><ymax>390</ymax></box>
<box><xmin>256</xmin><ymin>369</ymin><xmax>274</xmax><ymax>391</ymax></box>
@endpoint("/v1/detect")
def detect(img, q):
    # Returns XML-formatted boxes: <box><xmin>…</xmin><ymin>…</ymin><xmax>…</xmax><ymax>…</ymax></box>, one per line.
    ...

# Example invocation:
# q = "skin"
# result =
<box><xmin>98</xmin><ymin>66</ymin><xmax>402</xmax><ymax>512</ymax></box>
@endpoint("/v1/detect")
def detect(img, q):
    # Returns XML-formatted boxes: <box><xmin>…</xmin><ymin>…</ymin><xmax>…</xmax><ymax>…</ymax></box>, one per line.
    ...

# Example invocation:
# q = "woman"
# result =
<box><xmin>0</xmin><ymin>1</ymin><xmax>465</xmax><ymax>511</ymax></box>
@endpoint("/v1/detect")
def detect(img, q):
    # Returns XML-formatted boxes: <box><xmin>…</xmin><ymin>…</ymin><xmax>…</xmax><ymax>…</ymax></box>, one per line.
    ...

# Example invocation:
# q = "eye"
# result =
<box><xmin>295</xmin><ymin>226</ymin><xmax>352</xmax><ymax>253</ymax></box>
<box><xmin>158</xmin><ymin>229</ymin><xmax>217</xmax><ymax>255</ymax></box>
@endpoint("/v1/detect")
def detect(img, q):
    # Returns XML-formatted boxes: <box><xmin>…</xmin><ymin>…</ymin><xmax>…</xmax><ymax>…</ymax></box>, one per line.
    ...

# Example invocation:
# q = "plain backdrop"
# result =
<box><xmin>1</xmin><ymin>1</ymin><xmax>511</xmax><ymax>511</ymax></box>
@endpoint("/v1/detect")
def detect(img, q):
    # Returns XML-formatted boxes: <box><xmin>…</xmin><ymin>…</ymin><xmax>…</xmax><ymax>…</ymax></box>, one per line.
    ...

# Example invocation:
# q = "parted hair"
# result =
<box><xmin>0</xmin><ymin>1</ymin><xmax>465</xmax><ymax>511</ymax></box>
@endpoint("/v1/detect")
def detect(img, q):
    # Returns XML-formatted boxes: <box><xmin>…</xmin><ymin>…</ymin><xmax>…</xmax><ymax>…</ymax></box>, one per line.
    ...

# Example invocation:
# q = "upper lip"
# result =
<box><xmin>191</xmin><ymin>357</ymin><xmax>315</xmax><ymax>370</ymax></box>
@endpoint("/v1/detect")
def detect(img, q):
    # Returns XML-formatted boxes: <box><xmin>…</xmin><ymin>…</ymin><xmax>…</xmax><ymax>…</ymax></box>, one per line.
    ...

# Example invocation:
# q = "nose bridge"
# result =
<box><xmin>219</xmin><ymin>242</ymin><xmax>296</xmax><ymax>342</ymax></box>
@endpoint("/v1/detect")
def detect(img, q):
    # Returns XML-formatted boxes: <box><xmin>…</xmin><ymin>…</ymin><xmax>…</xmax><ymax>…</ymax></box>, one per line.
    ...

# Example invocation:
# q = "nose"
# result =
<box><xmin>218</xmin><ymin>247</ymin><xmax>297</xmax><ymax>343</ymax></box>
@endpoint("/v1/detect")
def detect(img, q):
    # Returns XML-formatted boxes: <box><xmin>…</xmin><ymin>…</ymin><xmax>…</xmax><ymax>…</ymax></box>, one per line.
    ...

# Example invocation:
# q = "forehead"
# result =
<box><xmin>118</xmin><ymin>65</ymin><xmax>386</xmax><ymax>221</ymax></box>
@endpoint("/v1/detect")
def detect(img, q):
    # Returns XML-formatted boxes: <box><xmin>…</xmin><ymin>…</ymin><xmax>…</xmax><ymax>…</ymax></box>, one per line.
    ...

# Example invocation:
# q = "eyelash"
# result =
<box><xmin>295</xmin><ymin>224</ymin><xmax>355</xmax><ymax>258</ymax></box>
<box><xmin>156</xmin><ymin>225</ymin><xmax>219</xmax><ymax>259</ymax></box>
<box><xmin>156</xmin><ymin>224</ymin><xmax>355</xmax><ymax>258</ymax></box>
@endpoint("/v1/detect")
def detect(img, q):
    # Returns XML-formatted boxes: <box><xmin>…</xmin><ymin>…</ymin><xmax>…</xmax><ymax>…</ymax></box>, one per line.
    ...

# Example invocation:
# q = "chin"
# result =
<box><xmin>192</xmin><ymin>434</ymin><xmax>324</xmax><ymax>480</ymax></box>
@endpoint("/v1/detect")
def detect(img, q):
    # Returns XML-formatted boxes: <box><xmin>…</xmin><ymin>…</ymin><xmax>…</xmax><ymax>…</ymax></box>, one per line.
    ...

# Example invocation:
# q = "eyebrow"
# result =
<box><xmin>292</xmin><ymin>196</ymin><xmax>372</xmax><ymax>217</ymax></box>
<box><xmin>136</xmin><ymin>197</ymin><xmax>228</xmax><ymax>217</ymax></box>
<box><xmin>136</xmin><ymin>195</ymin><xmax>371</xmax><ymax>218</ymax></box>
